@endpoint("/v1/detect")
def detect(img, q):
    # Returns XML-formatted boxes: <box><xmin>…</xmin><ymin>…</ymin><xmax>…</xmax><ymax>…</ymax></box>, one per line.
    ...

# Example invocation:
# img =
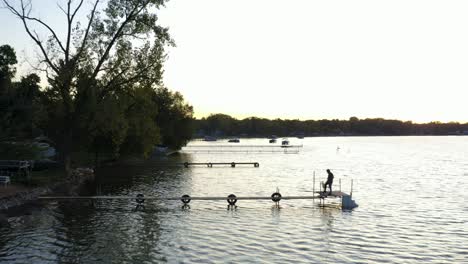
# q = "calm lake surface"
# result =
<box><xmin>1</xmin><ymin>136</ymin><xmax>467</xmax><ymax>263</ymax></box>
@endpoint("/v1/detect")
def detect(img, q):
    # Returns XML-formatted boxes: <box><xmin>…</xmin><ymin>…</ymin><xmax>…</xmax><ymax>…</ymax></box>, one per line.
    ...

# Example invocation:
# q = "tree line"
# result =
<box><xmin>1</xmin><ymin>0</ymin><xmax>193</xmax><ymax>172</ymax></box>
<box><xmin>195</xmin><ymin>114</ymin><xmax>468</xmax><ymax>137</ymax></box>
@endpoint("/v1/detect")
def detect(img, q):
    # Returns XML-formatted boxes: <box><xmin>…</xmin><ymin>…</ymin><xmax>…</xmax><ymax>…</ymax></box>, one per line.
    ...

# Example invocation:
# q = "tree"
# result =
<box><xmin>0</xmin><ymin>44</ymin><xmax>17</xmax><ymax>95</ymax></box>
<box><xmin>153</xmin><ymin>87</ymin><xmax>193</xmax><ymax>149</ymax></box>
<box><xmin>3</xmin><ymin>0</ymin><xmax>172</xmax><ymax>173</ymax></box>
<box><xmin>0</xmin><ymin>45</ymin><xmax>44</xmax><ymax>140</ymax></box>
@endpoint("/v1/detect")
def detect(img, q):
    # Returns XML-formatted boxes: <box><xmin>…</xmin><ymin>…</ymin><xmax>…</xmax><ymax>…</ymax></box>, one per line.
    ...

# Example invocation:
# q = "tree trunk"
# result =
<box><xmin>62</xmin><ymin>125</ymin><xmax>74</xmax><ymax>177</ymax></box>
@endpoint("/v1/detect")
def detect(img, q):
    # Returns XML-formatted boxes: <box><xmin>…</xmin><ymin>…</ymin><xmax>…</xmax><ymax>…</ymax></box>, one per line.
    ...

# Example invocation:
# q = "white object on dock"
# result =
<box><xmin>341</xmin><ymin>194</ymin><xmax>358</xmax><ymax>209</ymax></box>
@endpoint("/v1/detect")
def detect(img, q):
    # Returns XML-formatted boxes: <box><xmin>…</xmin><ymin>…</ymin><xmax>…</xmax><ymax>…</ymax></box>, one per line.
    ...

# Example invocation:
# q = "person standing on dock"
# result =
<box><xmin>323</xmin><ymin>169</ymin><xmax>334</xmax><ymax>195</ymax></box>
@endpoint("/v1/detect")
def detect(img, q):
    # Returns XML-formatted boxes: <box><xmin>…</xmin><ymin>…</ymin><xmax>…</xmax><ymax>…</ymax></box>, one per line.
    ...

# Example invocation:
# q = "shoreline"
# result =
<box><xmin>0</xmin><ymin>168</ymin><xmax>94</xmax><ymax>226</ymax></box>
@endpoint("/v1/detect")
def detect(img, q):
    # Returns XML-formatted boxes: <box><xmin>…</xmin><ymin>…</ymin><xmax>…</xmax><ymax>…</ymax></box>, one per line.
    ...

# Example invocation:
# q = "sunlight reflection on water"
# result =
<box><xmin>1</xmin><ymin>136</ymin><xmax>468</xmax><ymax>263</ymax></box>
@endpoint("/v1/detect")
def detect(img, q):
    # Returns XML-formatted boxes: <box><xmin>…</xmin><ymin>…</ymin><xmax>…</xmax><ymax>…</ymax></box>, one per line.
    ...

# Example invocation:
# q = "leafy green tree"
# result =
<box><xmin>153</xmin><ymin>87</ymin><xmax>193</xmax><ymax>149</ymax></box>
<box><xmin>3</xmin><ymin>0</ymin><xmax>173</xmax><ymax>173</ymax></box>
<box><xmin>0</xmin><ymin>44</ymin><xmax>17</xmax><ymax>94</ymax></box>
<box><xmin>0</xmin><ymin>45</ymin><xmax>44</xmax><ymax>140</ymax></box>
<box><xmin>120</xmin><ymin>86</ymin><xmax>161</xmax><ymax>157</ymax></box>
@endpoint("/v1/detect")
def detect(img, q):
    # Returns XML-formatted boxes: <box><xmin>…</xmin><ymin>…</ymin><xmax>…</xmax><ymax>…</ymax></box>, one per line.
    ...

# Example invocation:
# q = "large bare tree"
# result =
<box><xmin>3</xmin><ymin>0</ymin><xmax>172</xmax><ymax>172</ymax></box>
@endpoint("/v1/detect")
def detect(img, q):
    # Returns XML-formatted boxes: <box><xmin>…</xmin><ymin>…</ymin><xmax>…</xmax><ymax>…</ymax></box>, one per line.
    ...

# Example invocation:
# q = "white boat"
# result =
<box><xmin>204</xmin><ymin>136</ymin><xmax>217</xmax><ymax>141</ymax></box>
<box><xmin>228</xmin><ymin>138</ymin><xmax>240</xmax><ymax>143</ymax></box>
<box><xmin>281</xmin><ymin>138</ymin><xmax>290</xmax><ymax>147</ymax></box>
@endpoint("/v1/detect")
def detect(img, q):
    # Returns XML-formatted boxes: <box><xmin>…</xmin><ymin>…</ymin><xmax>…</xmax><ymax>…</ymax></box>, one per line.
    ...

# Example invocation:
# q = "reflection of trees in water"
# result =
<box><xmin>56</xmin><ymin>202</ymin><xmax>166</xmax><ymax>263</ymax></box>
<box><xmin>0</xmin><ymin>206</ymin><xmax>56</xmax><ymax>261</ymax></box>
<box><xmin>94</xmin><ymin>153</ymin><xmax>195</xmax><ymax>196</ymax></box>
<box><xmin>55</xmin><ymin>154</ymin><xmax>197</xmax><ymax>262</ymax></box>
<box><xmin>56</xmin><ymin>201</ymin><xmax>101</xmax><ymax>263</ymax></box>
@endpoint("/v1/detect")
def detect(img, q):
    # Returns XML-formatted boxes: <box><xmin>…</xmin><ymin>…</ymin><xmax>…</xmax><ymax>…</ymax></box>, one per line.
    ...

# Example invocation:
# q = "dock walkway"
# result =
<box><xmin>39</xmin><ymin>190</ymin><xmax>358</xmax><ymax>209</ymax></box>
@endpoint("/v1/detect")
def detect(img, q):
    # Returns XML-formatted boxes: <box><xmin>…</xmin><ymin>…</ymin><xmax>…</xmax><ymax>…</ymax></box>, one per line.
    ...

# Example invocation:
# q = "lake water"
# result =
<box><xmin>1</xmin><ymin>136</ymin><xmax>467</xmax><ymax>263</ymax></box>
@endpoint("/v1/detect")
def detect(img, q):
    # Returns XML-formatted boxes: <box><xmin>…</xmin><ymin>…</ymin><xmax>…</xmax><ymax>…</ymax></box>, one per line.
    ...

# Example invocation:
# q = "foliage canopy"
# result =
<box><xmin>1</xmin><ymin>0</ymin><xmax>193</xmax><ymax>169</ymax></box>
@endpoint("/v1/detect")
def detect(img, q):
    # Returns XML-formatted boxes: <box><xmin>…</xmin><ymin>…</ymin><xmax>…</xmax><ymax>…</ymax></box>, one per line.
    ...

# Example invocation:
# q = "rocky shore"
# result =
<box><xmin>0</xmin><ymin>168</ymin><xmax>94</xmax><ymax>227</ymax></box>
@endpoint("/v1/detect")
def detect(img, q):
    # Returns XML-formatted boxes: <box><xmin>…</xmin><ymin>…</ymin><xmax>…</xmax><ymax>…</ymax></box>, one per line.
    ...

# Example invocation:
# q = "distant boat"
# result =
<box><xmin>228</xmin><ymin>138</ymin><xmax>240</xmax><ymax>143</ymax></box>
<box><xmin>269</xmin><ymin>138</ymin><xmax>277</xmax><ymax>143</ymax></box>
<box><xmin>281</xmin><ymin>138</ymin><xmax>290</xmax><ymax>147</ymax></box>
<box><xmin>204</xmin><ymin>136</ymin><xmax>217</xmax><ymax>141</ymax></box>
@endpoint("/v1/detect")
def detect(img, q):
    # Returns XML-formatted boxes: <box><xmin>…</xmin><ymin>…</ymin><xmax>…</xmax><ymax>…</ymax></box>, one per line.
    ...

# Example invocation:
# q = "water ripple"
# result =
<box><xmin>2</xmin><ymin>137</ymin><xmax>468</xmax><ymax>263</ymax></box>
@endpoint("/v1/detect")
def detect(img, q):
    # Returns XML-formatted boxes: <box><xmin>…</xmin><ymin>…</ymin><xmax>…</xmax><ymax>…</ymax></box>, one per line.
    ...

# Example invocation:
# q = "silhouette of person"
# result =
<box><xmin>323</xmin><ymin>169</ymin><xmax>334</xmax><ymax>195</ymax></box>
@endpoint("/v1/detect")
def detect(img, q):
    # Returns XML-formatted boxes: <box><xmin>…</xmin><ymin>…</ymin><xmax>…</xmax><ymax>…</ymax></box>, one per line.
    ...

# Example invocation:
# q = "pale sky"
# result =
<box><xmin>1</xmin><ymin>0</ymin><xmax>468</xmax><ymax>123</ymax></box>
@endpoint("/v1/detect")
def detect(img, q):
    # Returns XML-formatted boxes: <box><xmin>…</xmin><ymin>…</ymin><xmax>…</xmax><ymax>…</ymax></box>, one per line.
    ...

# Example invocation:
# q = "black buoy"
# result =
<box><xmin>231</xmin><ymin>162</ymin><xmax>236</xmax><ymax>168</ymax></box>
<box><xmin>271</xmin><ymin>192</ymin><xmax>282</xmax><ymax>203</ymax></box>
<box><xmin>181</xmin><ymin>194</ymin><xmax>191</xmax><ymax>204</ymax></box>
<box><xmin>227</xmin><ymin>194</ymin><xmax>237</xmax><ymax>205</ymax></box>
<box><xmin>254</xmin><ymin>162</ymin><xmax>259</xmax><ymax>167</ymax></box>
<box><xmin>184</xmin><ymin>162</ymin><xmax>189</xmax><ymax>168</ymax></box>
<box><xmin>136</xmin><ymin>193</ymin><xmax>145</xmax><ymax>204</ymax></box>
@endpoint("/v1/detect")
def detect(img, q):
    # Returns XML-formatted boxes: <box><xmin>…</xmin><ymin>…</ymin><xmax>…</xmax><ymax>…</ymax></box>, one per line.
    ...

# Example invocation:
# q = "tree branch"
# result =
<box><xmin>75</xmin><ymin>0</ymin><xmax>99</xmax><ymax>61</ymax></box>
<box><xmin>65</xmin><ymin>0</ymin><xmax>72</xmax><ymax>62</ymax></box>
<box><xmin>2</xmin><ymin>0</ymin><xmax>60</xmax><ymax>74</ymax></box>
<box><xmin>90</xmin><ymin>0</ymin><xmax>151</xmax><ymax>80</ymax></box>
<box><xmin>99</xmin><ymin>59</ymin><xmax>160</xmax><ymax>101</ymax></box>
<box><xmin>70</xmin><ymin>0</ymin><xmax>84</xmax><ymax>22</ymax></box>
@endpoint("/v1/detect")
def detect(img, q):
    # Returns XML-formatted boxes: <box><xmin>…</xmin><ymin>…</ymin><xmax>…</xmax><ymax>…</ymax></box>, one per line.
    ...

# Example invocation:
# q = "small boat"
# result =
<box><xmin>228</xmin><ymin>138</ymin><xmax>240</xmax><ymax>143</ymax></box>
<box><xmin>281</xmin><ymin>138</ymin><xmax>290</xmax><ymax>147</ymax></box>
<box><xmin>269</xmin><ymin>138</ymin><xmax>277</xmax><ymax>143</ymax></box>
<box><xmin>204</xmin><ymin>136</ymin><xmax>217</xmax><ymax>141</ymax></box>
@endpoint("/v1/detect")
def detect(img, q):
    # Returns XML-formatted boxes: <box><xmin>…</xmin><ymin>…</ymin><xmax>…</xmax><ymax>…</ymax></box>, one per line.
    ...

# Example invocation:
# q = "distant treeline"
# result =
<box><xmin>194</xmin><ymin>114</ymin><xmax>468</xmax><ymax>137</ymax></box>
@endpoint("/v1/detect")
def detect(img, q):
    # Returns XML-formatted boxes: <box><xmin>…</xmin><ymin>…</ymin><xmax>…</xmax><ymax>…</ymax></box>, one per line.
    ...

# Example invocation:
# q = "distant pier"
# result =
<box><xmin>182</xmin><ymin>144</ymin><xmax>303</xmax><ymax>154</ymax></box>
<box><xmin>181</xmin><ymin>162</ymin><xmax>259</xmax><ymax>168</ymax></box>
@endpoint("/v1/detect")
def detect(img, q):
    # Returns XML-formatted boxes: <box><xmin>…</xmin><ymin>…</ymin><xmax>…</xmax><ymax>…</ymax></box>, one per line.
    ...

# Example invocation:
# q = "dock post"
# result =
<box><xmin>313</xmin><ymin>171</ymin><xmax>315</xmax><ymax>194</ymax></box>
<box><xmin>350</xmin><ymin>179</ymin><xmax>353</xmax><ymax>198</ymax></box>
<box><xmin>339</xmin><ymin>179</ymin><xmax>341</xmax><ymax>192</ymax></box>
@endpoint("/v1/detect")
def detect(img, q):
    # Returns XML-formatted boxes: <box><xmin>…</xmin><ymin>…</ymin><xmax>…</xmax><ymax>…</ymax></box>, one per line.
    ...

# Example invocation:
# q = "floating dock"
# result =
<box><xmin>39</xmin><ymin>173</ymin><xmax>358</xmax><ymax>209</ymax></box>
<box><xmin>39</xmin><ymin>191</ymin><xmax>358</xmax><ymax>209</ymax></box>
